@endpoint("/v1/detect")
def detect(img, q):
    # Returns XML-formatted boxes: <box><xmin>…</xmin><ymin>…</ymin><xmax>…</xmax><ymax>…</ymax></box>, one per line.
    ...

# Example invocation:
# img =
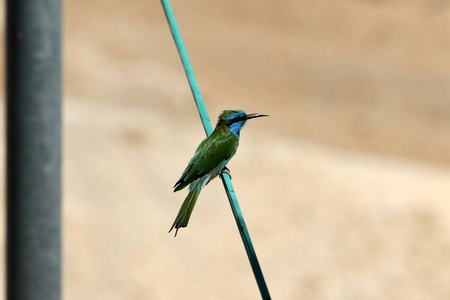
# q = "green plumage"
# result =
<box><xmin>170</xmin><ymin>189</ymin><xmax>200</xmax><ymax>229</ymax></box>
<box><xmin>173</xmin><ymin>125</ymin><xmax>239</xmax><ymax>192</ymax></box>
<box><xmin>169</xmin><ymin>110</ymin><xmax>268</xmax><ymax>236</ymax></box>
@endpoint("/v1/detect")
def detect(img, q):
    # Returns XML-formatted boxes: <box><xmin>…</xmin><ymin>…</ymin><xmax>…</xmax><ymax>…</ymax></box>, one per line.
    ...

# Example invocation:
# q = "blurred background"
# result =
<box><xmin>2</xmin><ymin>0</ymin><xmax>450</xmax><ymax>299</ymax></box>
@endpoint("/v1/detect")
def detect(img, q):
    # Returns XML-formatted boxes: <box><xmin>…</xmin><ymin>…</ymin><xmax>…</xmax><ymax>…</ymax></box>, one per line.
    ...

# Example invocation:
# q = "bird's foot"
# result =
<box><xmin>220</xmin><ymin>167</ymin><xmax>232</xmax><ymax>179</ymax></box>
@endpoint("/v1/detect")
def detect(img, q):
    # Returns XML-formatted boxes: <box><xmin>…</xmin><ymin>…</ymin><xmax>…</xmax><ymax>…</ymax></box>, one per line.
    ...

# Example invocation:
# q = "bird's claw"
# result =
<box><xmin>220</xmin><ymin>167</ymin><xmax>232</xmax><ymax>179</ymax></box>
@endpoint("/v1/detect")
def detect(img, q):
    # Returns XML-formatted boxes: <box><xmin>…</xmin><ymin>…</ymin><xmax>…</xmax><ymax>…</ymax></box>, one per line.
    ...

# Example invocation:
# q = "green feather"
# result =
<box><xmin>169</xmin><ymin>188</ymin><xmax>201</xmax><ymax>237</ymax></box>
<box><xmin>173</xmin><ymin>125</ymin><xmax>238</xmax><ymax>192</ymax></box>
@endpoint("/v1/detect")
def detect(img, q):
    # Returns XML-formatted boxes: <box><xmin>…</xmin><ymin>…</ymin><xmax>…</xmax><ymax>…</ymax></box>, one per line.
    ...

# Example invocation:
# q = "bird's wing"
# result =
<box><xmin>174</xmin><ymin>133</ymin><xmax>238</xmax><ymax>192</ymax></box>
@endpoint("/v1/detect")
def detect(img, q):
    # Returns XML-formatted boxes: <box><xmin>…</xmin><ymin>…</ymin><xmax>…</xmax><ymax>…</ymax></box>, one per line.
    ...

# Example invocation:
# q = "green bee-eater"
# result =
<box><xmin>169</xmin><ymin>110</ymin><xmax>268</xmax><ymax>236</ymax></box>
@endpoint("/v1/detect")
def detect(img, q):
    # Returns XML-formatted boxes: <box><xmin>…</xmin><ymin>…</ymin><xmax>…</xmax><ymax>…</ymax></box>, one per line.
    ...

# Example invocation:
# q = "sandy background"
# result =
<box><xmin>2</xmin><ymin>0</ymin><xmax>450</xmax><ymax>299</ymax></box>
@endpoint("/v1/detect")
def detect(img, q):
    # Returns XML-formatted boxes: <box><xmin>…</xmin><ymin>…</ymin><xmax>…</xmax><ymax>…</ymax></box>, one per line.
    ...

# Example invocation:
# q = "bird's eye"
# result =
<box><xmin>226</xmin><ymin>118</ymin><xmax>235</xmax><ymax>126</ymax></box>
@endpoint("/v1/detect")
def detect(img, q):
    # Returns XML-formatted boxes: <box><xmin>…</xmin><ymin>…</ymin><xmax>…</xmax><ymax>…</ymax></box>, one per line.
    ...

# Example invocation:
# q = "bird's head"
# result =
<box><xmin>217</xmin><ymin>110</ymin><xmax>268</xmax><ymax>136</ymax></box>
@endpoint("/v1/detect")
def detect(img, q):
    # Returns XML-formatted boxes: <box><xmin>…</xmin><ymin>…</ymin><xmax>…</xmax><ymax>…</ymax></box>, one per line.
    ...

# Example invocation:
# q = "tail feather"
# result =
<box><xmin>169</xmin><ymin>189</ymin><xmax>201</xmax><ymax>236</ymax></box>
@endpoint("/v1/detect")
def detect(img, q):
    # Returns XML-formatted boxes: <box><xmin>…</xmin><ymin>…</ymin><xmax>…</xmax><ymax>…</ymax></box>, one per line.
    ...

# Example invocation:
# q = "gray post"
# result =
<box><xmin>6</xmin><ymin>1</ymin><xmax>62</xmax><ymax>300</ymax></box>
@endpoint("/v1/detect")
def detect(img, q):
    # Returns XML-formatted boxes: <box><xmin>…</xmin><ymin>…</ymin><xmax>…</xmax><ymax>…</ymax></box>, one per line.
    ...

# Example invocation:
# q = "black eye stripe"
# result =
<box><xmin>226</xmin><ymin>116</ymin><xmax>246</xmax><ymax>125</ymax></box>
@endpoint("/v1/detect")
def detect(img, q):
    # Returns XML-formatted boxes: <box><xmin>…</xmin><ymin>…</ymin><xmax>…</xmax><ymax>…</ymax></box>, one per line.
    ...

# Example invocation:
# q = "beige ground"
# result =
<box><xmin>2</xmin><ymin>0</ymin><xmax>450</xmax><ymax>299</ymax></box>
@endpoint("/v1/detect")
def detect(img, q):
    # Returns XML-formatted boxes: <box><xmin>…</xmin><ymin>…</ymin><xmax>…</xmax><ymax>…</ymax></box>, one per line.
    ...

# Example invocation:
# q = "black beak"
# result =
<box><xmin>245</xmin><ymin>113</ymin><xmax>269</xmax><ymax>120</ymax></box>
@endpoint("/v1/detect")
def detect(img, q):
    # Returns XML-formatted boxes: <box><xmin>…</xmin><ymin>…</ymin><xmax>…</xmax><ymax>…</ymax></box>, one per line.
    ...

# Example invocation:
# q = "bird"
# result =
<box><xmin>169</xmin><ymin>110</ymin><xmax>268</xmax><ymax>236</ymax></box>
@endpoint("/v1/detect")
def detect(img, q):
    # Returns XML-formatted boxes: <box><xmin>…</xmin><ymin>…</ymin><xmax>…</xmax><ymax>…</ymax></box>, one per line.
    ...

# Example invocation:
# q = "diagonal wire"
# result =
<box><xmin>160</xmin><ymin>1</ymin><xmax>271</xmax><ymax>299</ymax></box>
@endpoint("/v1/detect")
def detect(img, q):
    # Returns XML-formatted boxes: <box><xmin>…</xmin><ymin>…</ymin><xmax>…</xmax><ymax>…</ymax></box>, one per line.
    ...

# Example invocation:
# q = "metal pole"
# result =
<box><xmin>6</xmin><ymin>1</ymin><xmax>62</xmax><ymax>300</ymax></box>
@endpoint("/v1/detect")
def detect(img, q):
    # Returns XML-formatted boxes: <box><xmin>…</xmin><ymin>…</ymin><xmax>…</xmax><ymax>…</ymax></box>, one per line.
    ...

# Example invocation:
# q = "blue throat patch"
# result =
<box><xmin>230</xmin><ymin>121</ymin><xmax>245</xmax><ymax>137</ymax></box>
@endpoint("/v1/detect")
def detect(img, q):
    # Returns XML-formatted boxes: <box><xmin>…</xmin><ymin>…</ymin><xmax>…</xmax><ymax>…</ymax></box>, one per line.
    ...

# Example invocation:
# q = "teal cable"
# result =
<box><xmin>160</xmin><ymin>0</ymin><xmax>212</xmax><ymax>136</ymax></box>
<box><xmin>160</xmin><ymin>1</ymin><xmax>271</xmax><ymax>299</ymax></box>
<box><xmin>221</xmin><ymin>175</ymin><xmax>271</xmax><ymax>300</ymax></box>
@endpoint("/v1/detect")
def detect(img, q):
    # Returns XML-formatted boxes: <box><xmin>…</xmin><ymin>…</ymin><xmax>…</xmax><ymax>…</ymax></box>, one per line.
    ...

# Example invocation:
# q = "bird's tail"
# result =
<box><xmin>169</xmin><ymin>188</ymin><xmax>201</xmax><ymax>237</ymax></box>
